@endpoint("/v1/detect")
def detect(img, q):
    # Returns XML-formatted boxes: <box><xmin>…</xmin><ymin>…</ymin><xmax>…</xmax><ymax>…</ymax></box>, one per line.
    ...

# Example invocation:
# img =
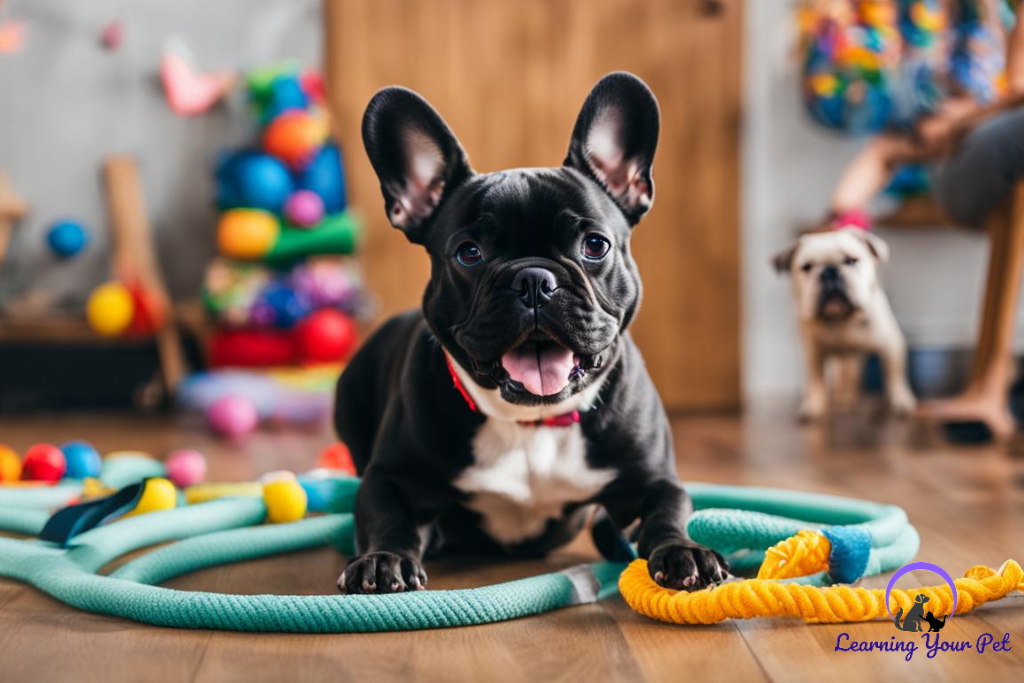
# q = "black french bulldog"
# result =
<box><xmin>334</xmin><ymin>72</ymin><xmax>729</xmax><ymax>594</ymax></box>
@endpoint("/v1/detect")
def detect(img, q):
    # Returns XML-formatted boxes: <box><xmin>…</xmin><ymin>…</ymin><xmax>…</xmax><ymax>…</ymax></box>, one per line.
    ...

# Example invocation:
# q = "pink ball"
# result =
<box><xmin>207</xmin><ymin>395</ymin><xmax>259</xmax><ymax>438</ymax></box>
<box><xmin>165</xmin><ymin>449</ymin><xmax>208</xmax><ymax>487</ymax></box>
<box><xmin>284</xmin><ymin>190</ymin><xmax>324</xmax><ymax>228</ymax></box>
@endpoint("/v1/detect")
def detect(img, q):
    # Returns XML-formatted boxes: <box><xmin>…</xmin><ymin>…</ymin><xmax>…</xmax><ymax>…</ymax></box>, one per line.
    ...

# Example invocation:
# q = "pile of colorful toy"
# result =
<box><xmin>40</xmin><ymin>216</ymin><xmax>166</xmax><ymax>339</ymax></box>
<box><xmin>1</xmin><ymin>442</ymin><xmax>105</xmax><ymax>483</ymax></box>
<box><xmin>0</xmin><ymin>440</ymin><xmax>205</xmax><ymax>494</ymax></box>
<box><xmin>178</xmin><ymin>365</ymin><xmax>341</xmax><ymax>436</ymax></box>
<box><xmin>797</xmin><ymin>0</ymin><xmax>942</xmax><ymax>133</ymax></box>
<box><xmin>86</xmin><ymin>279</ymin><xmax>167</xmax><ymax>337</ymax></box>
<box><xmin>796</xmin><ymin>0</ymin><xmax>1014</xmax><ymax>135</ymax></box>
<box><xmin>204</xmin><ymin>63</ymin><xmax>364</xmax><ymax>370</ymax></box>
<box><xmin>0</xmin><ymin>438</ymin><xmax>356</xmax><ymax>523</ymax></box>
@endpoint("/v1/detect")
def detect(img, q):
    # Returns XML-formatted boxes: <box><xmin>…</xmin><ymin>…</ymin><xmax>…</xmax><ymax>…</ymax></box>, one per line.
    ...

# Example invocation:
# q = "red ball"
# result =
<box><xmin>294</xmin><ymin>310</ymin><xmax>356</xmax><ymax>364</ymax></box>
<box><xmin>22</xmin><ymin>443</ymin><xmax>67</xmax><ymax>482</ymax></box>
<box><xmin>318</xmin><ymin>442</ymin><xmax>356</xmax><ymax>476</ymax></box>
<box><xmin>126</xmin><ymin>280</ymin><xmax>166</xmax><ymax>337</ymax></box>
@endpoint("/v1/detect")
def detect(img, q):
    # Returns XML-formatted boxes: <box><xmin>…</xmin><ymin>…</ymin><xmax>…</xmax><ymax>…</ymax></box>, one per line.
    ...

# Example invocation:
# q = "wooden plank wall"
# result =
<box><xmin>323</xmin><ymin>0</ymin><xmax>743</xmax><ymax>411</ymax></box>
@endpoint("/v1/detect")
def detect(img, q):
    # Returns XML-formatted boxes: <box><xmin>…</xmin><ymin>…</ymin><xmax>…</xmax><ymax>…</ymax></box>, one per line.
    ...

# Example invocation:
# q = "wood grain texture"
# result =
<box><xmin>323</xmin><ymin>0</ymin><xmax>743</xmax><ymax>410</ymax></box>
<box><xmin>2</xmin><ymin>407</ymin><xmax>1023</xmax><ymax>682</ymax></box>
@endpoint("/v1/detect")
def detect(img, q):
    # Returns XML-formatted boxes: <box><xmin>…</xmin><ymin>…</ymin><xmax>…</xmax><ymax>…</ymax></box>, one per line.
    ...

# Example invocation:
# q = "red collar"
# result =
<box><xmin>830</xmin><ymin>209</ymin><xmax>871</xmax><ymax>231</ymax></box>
<box><xmin>445</xmin><ymin>354</ymin><xmax>581</xmax><ymax>428</ymax></box>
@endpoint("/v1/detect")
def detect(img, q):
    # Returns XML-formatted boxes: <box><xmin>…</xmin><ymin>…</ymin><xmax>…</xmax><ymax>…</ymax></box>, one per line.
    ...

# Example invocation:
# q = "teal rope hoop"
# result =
<box><xmin>0</xmin><ymin>476</ymin><xmax>919</xmax><ymax>633</ymax></box>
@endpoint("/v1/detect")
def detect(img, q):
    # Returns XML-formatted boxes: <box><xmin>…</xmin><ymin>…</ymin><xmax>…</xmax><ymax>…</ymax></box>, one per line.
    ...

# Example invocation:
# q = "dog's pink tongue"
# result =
<box><xmin>501</xmin><ymin>344</ymin><xmax>575</xmax><ymax>396</ymax></box>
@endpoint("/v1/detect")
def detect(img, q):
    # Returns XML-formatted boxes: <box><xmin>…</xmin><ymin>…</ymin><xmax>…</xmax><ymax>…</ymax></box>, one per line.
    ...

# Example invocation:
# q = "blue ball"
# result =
<box><xmin>296</xmin><ymin>144</ymin><xmax>347</xmax><ymax>214</ymax></box>
<box><xmin>216</xmin><ymin>152</ymin><xmax>294</xmax><ymax>213</ymax></box>
<box><xmin>260</xmin><ymin>75</ymin><xmax>309</xmax><ymax>124</ymax></box>
<box><xmin>47</xmin><ymin>220</ymin><xmax>89</xmax><ymax>258</ymax></box>
<box><xmin>262</xmin><ymin>284</ymin><xmax>310</xmax><ymax>329</ymax></box>
<box><xmin>60</xmin><ymin>440</ymin><xmax>102</xmax><ymax>479</ymax></box>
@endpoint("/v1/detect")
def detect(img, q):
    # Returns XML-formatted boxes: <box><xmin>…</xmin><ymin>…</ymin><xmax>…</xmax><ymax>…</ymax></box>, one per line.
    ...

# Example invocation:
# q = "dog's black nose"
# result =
<box><xmin>512</xmin><ymin>267</ymin><xmax>558</xmax><ymax>309</ymax></box>
<box><xmin>820</xmin><ymin>265</ymin><xmax>840</xmax><ymax>284</ymax></box>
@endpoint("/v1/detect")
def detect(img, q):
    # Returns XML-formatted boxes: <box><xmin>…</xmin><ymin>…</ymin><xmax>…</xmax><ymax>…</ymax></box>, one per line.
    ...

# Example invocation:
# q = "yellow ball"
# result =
<box><xmin>185</xmin><ymin>482</ymin><xmax>263</xmax><ymax>505</ymax></box>
<box><xmin>82</xmin><ymin>477</ymin><xmax>113</xmax><ymax>500</ymax></box>
<box><xmin>124</xmin><ymin>477</ymin><xmax>178</xmax><ymax>518</ymax></box>
<box><xmin>263</xmin><ymin>479</ymin><xmax>308</xmax><ymax>524</ymax></box>
<box><xmin>217</xmin><ymin>209</ymin><xmax>279</xmax><ymax>261</ymax></box>
<box><xmin>0</xmin><ymin>444</ymin><xmax>21</xmax><ymax>482</ymax></box>
<box><xmin>86</xmin><ymin>281</ymin><xmax>135</xmax><ymax>337</ymax></box>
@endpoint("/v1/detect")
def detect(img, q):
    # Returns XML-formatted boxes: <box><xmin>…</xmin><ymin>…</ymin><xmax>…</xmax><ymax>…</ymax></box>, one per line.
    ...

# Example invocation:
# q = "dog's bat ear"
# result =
<box><xmin>362</xmin><ymin>87</ymin><xmax>472</xmax><ymax>244</ymax></box>
<box><xmin>564</xmin><ymin>72</ymin><xmax>660</xmax><ymax>225</ymax></box>
<box><xmin>848</xmin><ymin>229</ymin><xmax>890</xmax><ymax>263</ymax></box>
<box><xmin>772</xmin><ymin>243</ymin><xmax>798</xmax><ymax>274</ymax></box>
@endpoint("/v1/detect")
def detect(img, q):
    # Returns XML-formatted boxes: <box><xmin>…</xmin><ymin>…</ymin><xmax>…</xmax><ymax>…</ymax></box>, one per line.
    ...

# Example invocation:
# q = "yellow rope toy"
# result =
<box><xmin>620</xmin><ymin>529</ymin><xmax>1024</xmax><ymax>625</ymax></box>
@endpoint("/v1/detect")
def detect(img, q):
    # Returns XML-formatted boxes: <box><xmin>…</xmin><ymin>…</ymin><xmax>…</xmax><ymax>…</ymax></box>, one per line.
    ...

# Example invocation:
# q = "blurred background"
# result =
<box><xmin>0</xmin><ymin>0</ymin><xmax>1016</xmax><ymax>424</ymax></box>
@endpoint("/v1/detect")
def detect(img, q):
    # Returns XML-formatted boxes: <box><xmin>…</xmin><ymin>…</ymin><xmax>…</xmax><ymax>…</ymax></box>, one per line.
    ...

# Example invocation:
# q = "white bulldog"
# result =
<box><xmin>773</xmin><ymin>228</ymin><xmax>916</xmax><ymax>420</ymax></box>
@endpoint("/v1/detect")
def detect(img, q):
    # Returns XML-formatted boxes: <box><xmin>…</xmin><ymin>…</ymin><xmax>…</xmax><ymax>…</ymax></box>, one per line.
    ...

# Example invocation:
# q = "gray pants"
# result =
<box><xmin>935</xmin><ymin>106</ymin><xmax>1024</xmax><ymax>227</ymax></box>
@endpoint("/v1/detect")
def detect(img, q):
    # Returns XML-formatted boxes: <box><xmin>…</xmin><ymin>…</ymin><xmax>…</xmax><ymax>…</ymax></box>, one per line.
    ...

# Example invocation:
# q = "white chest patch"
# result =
<box><xmin>454</xmin><ymin>420</ymin><xmax>616</xmax><ymax>545</ymax></box>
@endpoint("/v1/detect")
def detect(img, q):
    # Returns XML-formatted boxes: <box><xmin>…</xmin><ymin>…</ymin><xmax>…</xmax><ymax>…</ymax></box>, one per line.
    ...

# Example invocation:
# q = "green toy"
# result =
<box><xmin>0</xmin><ymin>460</ymin><xmax>918</xmax><ymax>633</ymax></box>
<box><xmin>265</xmin><ymin>211</ymin><xmax>360</xmax><ymax>267</ymax></box>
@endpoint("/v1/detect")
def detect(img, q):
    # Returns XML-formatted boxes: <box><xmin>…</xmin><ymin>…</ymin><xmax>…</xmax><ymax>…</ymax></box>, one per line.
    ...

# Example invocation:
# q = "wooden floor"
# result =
<box><xmin>1</xmin><ymin>406</ymin><xmax>1023</xmax><ymax>682</ymax></box>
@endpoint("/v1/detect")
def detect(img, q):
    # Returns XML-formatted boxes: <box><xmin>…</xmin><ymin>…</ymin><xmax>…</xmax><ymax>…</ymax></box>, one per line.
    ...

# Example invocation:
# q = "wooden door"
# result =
<box><xmin>324</xmin><ymin>0</ymin><xmax>742</xmax><ymax>411</ymax></box>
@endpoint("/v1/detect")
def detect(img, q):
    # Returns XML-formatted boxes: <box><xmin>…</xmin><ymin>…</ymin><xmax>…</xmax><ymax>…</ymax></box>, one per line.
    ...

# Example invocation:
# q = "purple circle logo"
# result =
<box><xmin>885</xmin><ymin>562</ymin><xmax>958</xmax><ymax>627</ymax></box>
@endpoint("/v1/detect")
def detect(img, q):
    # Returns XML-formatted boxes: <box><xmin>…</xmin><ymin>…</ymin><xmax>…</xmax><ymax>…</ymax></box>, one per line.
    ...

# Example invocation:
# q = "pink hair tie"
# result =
<box><xmin>831</xmin><ymin>209</ymin><xmax>872</xmax><ymax>231</ymax></box>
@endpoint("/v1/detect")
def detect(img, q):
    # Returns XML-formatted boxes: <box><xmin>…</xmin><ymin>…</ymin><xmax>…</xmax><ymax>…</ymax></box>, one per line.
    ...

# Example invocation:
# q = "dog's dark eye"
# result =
<box><xmin>844</xmin><ymin>256</ymin><xmax>859</xmax><ymax>266</ymax></box>
<box><xmin>801</xmin><ymin>262</ymin><xmax>813</xmax><ymax>273</ymax></box>
<box><xmin>456</xmin><ymin>242</ymin><xmax>483</xmax><ymax>267</ymax></box>
<box><xmin>582</xmin><ymin>234</ymin><xmax>611</xmax><ymax>261</ymax></box>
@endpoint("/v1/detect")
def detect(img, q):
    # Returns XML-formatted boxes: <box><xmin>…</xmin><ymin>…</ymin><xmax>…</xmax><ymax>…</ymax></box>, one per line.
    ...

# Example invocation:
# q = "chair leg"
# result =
<box><xmin>919</xmin><ymin>183</ymin><xmax>1024</xmax><ymax>440</ymax></box>
<box><xmin>104</xmin><ymin>156</ymin><xmax>187</xmax><ymax>397</ymax></box>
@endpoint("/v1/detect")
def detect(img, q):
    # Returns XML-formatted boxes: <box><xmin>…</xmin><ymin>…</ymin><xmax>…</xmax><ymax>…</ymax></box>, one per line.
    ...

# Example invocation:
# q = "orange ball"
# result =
<box><xmin>217</xmin><ymin>209</ymin><xmax>279</xmax><ymax>261</ymax></box>
<box><xmin>262</xmin><ymin>111</ymin><xmax>327</xmax><ymax>169</ymax></box>
<box><xmin>0</xmin><ymin>444</ymin><xmax>21</xmax><ymax>482</ymax></box>
<box><xmin>318</xmin><ymin>442</ymin><xmax>356</xmax><ymax>476</ymax></box>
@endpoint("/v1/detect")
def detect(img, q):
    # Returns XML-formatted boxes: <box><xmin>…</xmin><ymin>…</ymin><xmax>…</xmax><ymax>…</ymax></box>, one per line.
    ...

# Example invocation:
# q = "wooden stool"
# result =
<box><xmin>0</xmin><ymin>159</ymin><xmax>186</xmax><ymax>407</ymax></box>
<box><xmin>0</xmin><ymin>171</ymin><xmax>28</xmax><ymax>264</ymax></box>
<box><xmin>881</xmin><ymin>183</ymin><xmax>1024</xmax><ymax>440</ymax></box>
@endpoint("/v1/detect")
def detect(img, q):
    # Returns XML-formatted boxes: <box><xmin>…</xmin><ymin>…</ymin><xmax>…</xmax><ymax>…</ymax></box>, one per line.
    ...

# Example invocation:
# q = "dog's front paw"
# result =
<box><xmin>648</xmin><ymin>542</ymin><xmax>728</xmax><ymax>592</ymax></box>
<box><xmin>338</xmin><ymin>551</ymin><xmax>428</xmax><ymax>594</ymax></box>
<box><xmin>888</xmin><ymin>388</ymin><xmax>917</xmax><ymax>417</ymax></box>
<box><xmin>798</xmin><ymin>395</ymin><xmax>826</xmax><ymax>422</ymax></box>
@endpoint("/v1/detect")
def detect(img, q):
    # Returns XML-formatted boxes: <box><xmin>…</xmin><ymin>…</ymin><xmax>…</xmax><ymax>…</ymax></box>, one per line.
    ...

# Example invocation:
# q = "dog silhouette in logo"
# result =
<box><xmin>894</xmin><ymin>595</ymin><xmax>929</xmax><ymax>632</ymax></box>
<box><xmin>923</xmin><ymin>611</ymin><xmax>947</xmax><ymax>632</ymax></box>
